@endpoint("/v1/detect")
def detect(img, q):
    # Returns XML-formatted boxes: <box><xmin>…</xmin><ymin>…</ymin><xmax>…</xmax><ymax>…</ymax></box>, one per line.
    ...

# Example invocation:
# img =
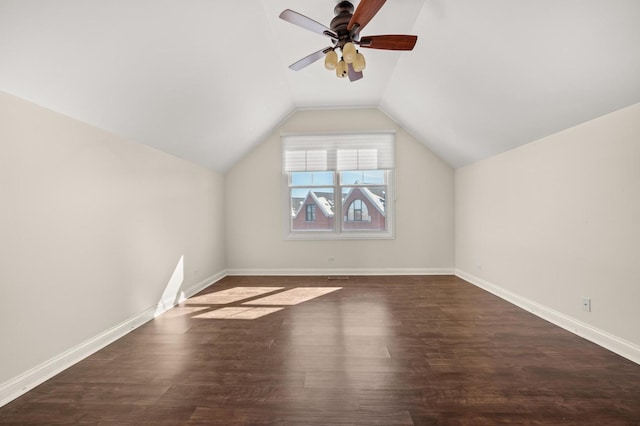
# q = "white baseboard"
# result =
<box><xmin>13</xmin><ymin>268</ymin><xmax>635</xmax><ymax>409</ymax></box>
<box><xmin>153</xmin><ymin>270</ymin><xmax>227</xmax><ymax>317</ymax></box>
<box><xmin>455</xmin><ymin>269</ymin><xmax>640</xmax><ymax>365</ymax></box>
<box><xmin>184</xmin><ymin>270</ymin><xmax>226</xmax><ymax>296</ymax></box>
<box><xmin>0</xmin><ymin>307</ymin><xmax>156</xmax><ymax>408</ymax></box>
<box><xmin>0</xmin><ymin>270</ymin><xmax>226</xmax><ymax>408</ymax></box>
<box><xmin>226</xmin><ymin>267</ymin><xmax>455</xmax><ymax>276</ymax></box>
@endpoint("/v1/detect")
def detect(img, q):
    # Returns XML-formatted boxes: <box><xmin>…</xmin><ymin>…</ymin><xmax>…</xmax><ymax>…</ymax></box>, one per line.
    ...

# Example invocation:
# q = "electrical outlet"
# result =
<box><xmin>581</xmin><ymin>297</ymin><xmax>591</xmax><ymax>312</ymax></box>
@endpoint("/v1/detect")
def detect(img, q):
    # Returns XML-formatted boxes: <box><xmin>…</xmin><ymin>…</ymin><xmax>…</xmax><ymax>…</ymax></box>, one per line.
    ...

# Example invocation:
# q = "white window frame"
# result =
<box><xmin>282</xmin><ymin>132</ymin><xmax>395</xmax><ymax>240</ymax></box>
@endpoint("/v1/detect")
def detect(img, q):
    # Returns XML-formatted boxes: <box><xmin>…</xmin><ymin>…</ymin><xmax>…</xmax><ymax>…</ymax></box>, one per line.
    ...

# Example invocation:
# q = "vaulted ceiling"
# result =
<box><xmin>1</xmin><ymin>0</ymin><xmax>639</xmax><ymax>172</ymax></box>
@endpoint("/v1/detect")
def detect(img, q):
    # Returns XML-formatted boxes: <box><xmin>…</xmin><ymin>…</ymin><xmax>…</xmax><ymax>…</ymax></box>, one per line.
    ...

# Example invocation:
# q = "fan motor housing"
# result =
<box><xmin>331</xmin><ymin>1</ymin><xmax>355</xmax><ymax>46</ymax></box>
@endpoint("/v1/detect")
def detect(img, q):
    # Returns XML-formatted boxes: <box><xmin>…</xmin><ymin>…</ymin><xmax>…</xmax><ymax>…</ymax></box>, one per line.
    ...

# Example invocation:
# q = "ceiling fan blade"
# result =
<box><xmin>289</xmin><ymin>47</ymin><xmax>333</xmax><ymax>71</ymax></box>
<box><xmin>279</xmin><ymin>9</ymin><xmax>337</xmax><ymax>39</ymax></box>
<box><xmin>347</xmin><ymin>0</ymin><xmax>386</xmax><ymax>33</ymax></box>
<box><xmin>359</xmin><ymin>35</ymin><xmax>418</xmax><ymax>50</ymax></box>
<box><xmin>347</xmin><ymin>63</ymin><xmax>363</xmax><ymax>82</ymax></box>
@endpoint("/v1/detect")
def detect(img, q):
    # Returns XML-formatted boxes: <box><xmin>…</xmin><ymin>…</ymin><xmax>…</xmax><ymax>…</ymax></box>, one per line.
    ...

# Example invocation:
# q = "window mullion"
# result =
<box><xmin>335</xmin><ymin>171</ymin><xmax>341</xmax><ymax>233</ymax></box>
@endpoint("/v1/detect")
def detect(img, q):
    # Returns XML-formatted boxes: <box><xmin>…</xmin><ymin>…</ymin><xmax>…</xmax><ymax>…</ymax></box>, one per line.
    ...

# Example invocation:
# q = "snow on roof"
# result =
<box><xmin>293</xmin><ymin>191</ymin><xmax>334</xmax><ymax>218</ymax></box>
<box><xmin>310</xmin><ymin>191</ymin><xmax>334</xmax><ymax>217</ymax></box>
<box><xmin>293</xmin><ymin>188</ymin><xmax>385</xmax><ymax>218</ymax></box>
<box><xmin>342</xmin><ymin>187</ymin><xmax>385</xmax><ymax>217</ymax></box>
<box><xmin>360</xmin><ymin>187</ymin><xmax>385</xmax><ymax>216</ymax></box>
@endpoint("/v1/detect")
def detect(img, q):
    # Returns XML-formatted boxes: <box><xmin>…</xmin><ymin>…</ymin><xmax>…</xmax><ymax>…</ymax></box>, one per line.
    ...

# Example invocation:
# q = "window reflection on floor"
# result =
<box><xmin>194</xmin><ymin>307</ymin><xmax>284</xmax><ymax>320</ymax></box>
<box><xmin>166</xmin><ymin>286</ymin><xmax>342</xmax><ymax>320</ymax></box>
<box><xmin>243</xmin><ymin>287</ymin><xmax>342</xmax><ymax>306</ymax></box>
<box><xmin>185</xmin><ymin>287</ymin><xmax>284</xmax><ymax>305</ymax></box>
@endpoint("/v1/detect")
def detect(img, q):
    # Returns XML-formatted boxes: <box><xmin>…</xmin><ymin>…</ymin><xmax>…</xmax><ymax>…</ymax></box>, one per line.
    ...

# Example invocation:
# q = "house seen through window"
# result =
<box><xmin>305</xmin><ymin>204</ymin><xmax>316</xmax><ymax>221</ymax></box>
<box><xmin>283</xmin><ymin>133</ymin><xmax>394</xmax><ymax>239</ymax></box>
<box><xmin>347</xmin><ymin>199</ymin><xmax>367</xmax><ymax>222</ymax></box>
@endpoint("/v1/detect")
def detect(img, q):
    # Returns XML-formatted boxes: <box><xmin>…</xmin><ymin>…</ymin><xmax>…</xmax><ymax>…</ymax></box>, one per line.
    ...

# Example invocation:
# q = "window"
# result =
<box><xmin>283</xmin><ymin>133</ymin><xmax>394</xmax><ymax>239</ymax></box>
<box><xmin>305</xmin><ymin>204</ymin><xmax>316</xmax><ymax>221</ymax></box>
<box><xmin>347</xmin><ymin>200</ymin><xmax>367</xmax><ymax>222</ymax></box>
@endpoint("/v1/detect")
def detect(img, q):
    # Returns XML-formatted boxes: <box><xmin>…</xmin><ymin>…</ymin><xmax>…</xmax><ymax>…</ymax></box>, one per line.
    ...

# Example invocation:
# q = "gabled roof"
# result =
<box><xmin>344</xmin><ymin>187</ymin><xmax>386</xmax><ymax>217</ymax></box>
<box><xmin>293</xmin><ymin>191</ymin><xmax>334</xmax><ymax>218</ymax></box>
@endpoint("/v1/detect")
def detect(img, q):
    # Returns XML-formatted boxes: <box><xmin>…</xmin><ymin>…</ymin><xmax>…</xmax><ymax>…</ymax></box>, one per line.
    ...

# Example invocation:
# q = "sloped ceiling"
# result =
<box><xmin>1</xmin><ymin>0</ymin><xmax>639</xmax><ymax>172</ymax></box>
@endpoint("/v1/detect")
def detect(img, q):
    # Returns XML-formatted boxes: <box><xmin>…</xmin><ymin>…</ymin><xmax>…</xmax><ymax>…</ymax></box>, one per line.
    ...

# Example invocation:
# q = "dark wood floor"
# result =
<box><xmin>1</xmin><ymin>275</ymin><xmax>639</xmax><ymax>425</ymax></box>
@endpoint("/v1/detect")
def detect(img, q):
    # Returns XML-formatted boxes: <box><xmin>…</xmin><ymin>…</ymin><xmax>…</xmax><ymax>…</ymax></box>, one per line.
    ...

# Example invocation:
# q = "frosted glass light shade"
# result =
<box><xmin>353</xmin><ymin>52</ymin><xmax>366</xmax><ymax>72</ymax></box>
<box><xmin>342</xmin><ymin>42</ymin><xmax>357</xmax><ymax>63</ymax></box>
<box><xmin>324</xmin><ymin>50</ymin><xmax>338</xmax><ymax>70</ymax></box>
<box><xmin>336</xmin><ymin>59</ymin><xmax>348</xmax><ymax>78</ymax></box>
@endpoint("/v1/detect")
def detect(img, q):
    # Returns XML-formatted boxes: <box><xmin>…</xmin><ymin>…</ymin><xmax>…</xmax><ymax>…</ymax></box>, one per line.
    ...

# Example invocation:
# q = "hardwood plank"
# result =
<box><xmin>1</xmin><ymin>275</ymin><xmax>639</xmax><ymax>424</ymax></box>
<box><xmin>186</xmin><ymin>406</ymin><xmax>414</xmax><ymax>425</ymax></box>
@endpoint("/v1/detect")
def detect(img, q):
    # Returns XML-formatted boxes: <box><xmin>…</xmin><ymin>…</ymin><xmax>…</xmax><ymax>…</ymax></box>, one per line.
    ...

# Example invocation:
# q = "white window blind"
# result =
<box><xmin>283</xmin><ymin>133</ymin><xmax>394</xmax><ymax>172</ymax></box>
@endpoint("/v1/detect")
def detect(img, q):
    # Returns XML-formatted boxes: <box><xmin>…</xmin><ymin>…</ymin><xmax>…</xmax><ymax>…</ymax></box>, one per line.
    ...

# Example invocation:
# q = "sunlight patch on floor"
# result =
<box><xmin>242</xmin><ymin>287</ymin><xmax>342</xmax><ymax>306</ymax></box>
<box><xmin>194</xmin><ymin>307</ymin><xmax>284</xmax><ymax>320</ymax></box>
<box><xmin>186</xmin><ymin>287</ymin><xmax>284</xmax><ymax>305</ymax></box>
<box><xmin>182</xmin><ymin>286</ymin><xmax>343</xmax><ymax>320</ymax></box>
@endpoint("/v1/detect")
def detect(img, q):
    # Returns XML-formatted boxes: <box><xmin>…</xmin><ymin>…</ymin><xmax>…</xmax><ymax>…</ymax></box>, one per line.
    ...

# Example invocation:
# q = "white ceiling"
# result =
<box><xmin>1</xmin><ymin>0</ymin><xmax>639</xmax><ymax>172</ymax></box>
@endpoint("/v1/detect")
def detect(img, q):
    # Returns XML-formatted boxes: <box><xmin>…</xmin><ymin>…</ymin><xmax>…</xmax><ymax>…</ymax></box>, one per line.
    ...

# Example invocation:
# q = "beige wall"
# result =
<box><xmin>4</xmin><ymin>88</ymin><xmax>636</xmax><ymax>400</ymax></box>
<box><xmin>225</xmin><ymin>108</ymin><xmax>455</xmax><ymax>273</ymax></box>
<box><xmin>455</xmin><ymin>103</ymin><xmax>640</xmax><ymax>349</ymax></box>
<box><xmin>0</xmin><ymin>92</ymin><xmax>226</xmax><ymax>387</ymax></box>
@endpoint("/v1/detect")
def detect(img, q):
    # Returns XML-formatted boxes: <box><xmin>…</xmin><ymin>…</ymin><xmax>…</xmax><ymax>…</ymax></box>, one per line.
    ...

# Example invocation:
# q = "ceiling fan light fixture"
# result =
<box><xmin>353</xmin><ymin>51</ymin><xmax>366</xmax><ymax>72</ymax></box>
<box><xmin>279</xmin><ymin>1</ymin><xmax>418</xmax><ymax>81</ymax></box>
<box><xmin>336</xmin><ymin>59</ymin><xmax>348</xmax><ymax>78</ymax></box>
<box><xmin>342</xmin><ymin>42</ymin><xmax>357</xmax><ymax>63</ymax></box>
<box><xmin>324</xmin><ymin>50</ymin><xmax>338</xmax><ymax>70</ymax></box>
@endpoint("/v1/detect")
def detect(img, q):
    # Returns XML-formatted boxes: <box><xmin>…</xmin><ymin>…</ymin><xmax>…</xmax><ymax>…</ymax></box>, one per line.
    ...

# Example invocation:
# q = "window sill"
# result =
<box><xmin>285</xmin><ymin>230</ymin><xmax>394</xmax><ymax>241</ymax></box>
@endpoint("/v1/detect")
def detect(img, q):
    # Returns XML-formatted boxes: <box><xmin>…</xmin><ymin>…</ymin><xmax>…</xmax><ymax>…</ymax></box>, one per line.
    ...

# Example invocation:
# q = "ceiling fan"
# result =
<box><xmin>279</xmin><ymin>0</ymin><xmax>418</xmax><ymax>82</ymax></box>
